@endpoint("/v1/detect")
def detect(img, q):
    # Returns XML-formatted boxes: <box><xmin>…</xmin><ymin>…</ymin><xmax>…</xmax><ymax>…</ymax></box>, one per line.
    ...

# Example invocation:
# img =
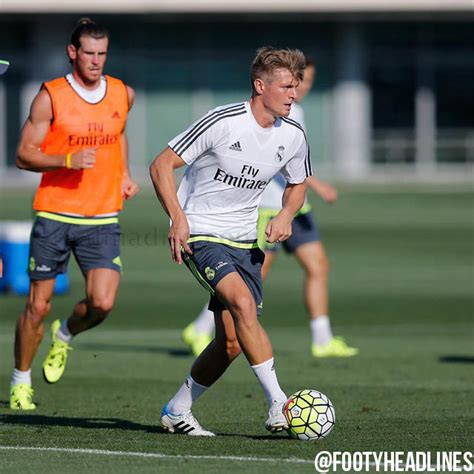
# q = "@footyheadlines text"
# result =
<box><xmin>314</xmin><ymin>451</ymin><xmax>473</xmax><ymax>472</ymax></box>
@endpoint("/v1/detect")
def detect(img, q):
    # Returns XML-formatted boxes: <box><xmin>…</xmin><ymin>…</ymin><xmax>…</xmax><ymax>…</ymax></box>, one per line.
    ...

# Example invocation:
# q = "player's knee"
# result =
<box><xmin>25</xmin><ymin>299</ymin><xmax>51</xmax><ymax>326</ymax></box>
<box><xmin>308</xmin><ymin>253</ymin><xmax>330</xmax><ymax>279</ymax></box>
<box><xmin>89</xmin><ymin>295</ymin><xmax>115</xmax><ymax>317</ymax></box>
<box><xmin>33</xmin><ymin>300</ymin><xmax>51</xmax><ymax>318</ymax></box>
<box><xmin>233</xmin><ymin>303</ymin><xmax>259</xmax><ymax>334</ymax></box>
<box><xmin>232</xmin><ymin>295</ymin><xmax>257</xmax><ymax>322</ymax></box>
<box><xmin>318</xmin><ymin>253</ymin><xmax>330</xmax><ymax>277</ymax></box>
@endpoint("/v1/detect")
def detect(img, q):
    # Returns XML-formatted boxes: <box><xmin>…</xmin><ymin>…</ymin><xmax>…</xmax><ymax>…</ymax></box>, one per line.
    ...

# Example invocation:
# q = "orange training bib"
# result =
<box><xmin>33</xmin><ymin>75</ymin><xmax>129</xmax><ymax>216</ymax></box>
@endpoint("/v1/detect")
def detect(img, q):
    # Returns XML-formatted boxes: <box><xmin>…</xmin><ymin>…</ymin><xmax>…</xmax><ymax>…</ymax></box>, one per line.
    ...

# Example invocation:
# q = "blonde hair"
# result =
<box><xmin>250</xmin><ymin>47</ymin><xmax>306</xmax><ymax>95</ymax></box>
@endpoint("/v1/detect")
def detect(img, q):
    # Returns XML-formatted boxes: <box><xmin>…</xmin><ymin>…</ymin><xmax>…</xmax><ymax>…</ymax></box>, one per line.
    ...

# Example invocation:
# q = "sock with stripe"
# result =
<box><xmin>167</xmin><ymin>375</ymin><xmax>208</xmax><ymax>414</ymax></box>
<box><xmin>250</xmin><ymin>357</ymin><xmax>287</xmax><ymax>407</ymax></box>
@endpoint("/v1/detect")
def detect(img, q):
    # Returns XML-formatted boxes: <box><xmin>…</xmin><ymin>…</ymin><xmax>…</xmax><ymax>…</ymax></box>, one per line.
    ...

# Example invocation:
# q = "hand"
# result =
<box><xmin>122</xmin><ymin>175</ymin><xmax>140</xmax><ymax>200</ymax></box>
<box><xmin>316</xmin><ymin>182</ymin><xmax>338</xmax><ymax>204</ymax></box>
<box><xmin>168</xmin><ymin>216</ymin><xmax>192</xmax><ymax>264</ymax></box>
<box><xmin>70</xmin><ymin>148</ymin><xmax>97</xmax><ymax>169</ymax></box>
<box><xmin>265</xmin><ymin>209</ymin><xmax>293</xmax><ymax>244</ymax></box>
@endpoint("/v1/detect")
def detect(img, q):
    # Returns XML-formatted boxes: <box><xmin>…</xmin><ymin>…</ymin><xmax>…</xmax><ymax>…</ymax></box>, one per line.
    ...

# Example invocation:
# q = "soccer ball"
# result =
<box><xmin>284</xmin><ymin>389</ymin><xmax>336</xmax><ymax>441</ymax></box>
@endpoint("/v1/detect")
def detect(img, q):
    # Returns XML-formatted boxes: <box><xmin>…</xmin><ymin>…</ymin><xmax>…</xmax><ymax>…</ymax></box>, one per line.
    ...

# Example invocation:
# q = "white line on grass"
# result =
<box><xmin>0</xmin><ymin>446</ymin><xmax>313</xmax><ymax>464</ymax></box>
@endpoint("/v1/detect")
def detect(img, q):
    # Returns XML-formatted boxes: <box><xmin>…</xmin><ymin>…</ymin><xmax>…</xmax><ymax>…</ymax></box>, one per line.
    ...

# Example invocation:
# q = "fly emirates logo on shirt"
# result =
<box><xmin>68</xmin><ymin>122</ymin><xmax>119</xmax><ymax>147</ymax></box>
<box><xmin>213</xmin><ymin>164</ymin><xmax>268</xmax><ymax>190</ymax></box>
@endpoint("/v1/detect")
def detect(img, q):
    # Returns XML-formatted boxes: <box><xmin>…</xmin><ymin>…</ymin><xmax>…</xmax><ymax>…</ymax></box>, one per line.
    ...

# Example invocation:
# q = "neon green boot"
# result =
<box><xmin>312</xmin><ymin>337</ymin><xmax>359</xmax><ymax>358</ymax></box>
<box><xmin>182</xmin><ymin>323</ymin><xmax>212</xmax><ymax>357</ymax></box>
<box><xmin>42</xmin><ymin>319</ymin><xmax>72</xmax><ymax>383</ymax></box>
<box><xmin>10</xmin><ymin>383</ymin><xmax>36</xmax><ymax>410</ymax></box>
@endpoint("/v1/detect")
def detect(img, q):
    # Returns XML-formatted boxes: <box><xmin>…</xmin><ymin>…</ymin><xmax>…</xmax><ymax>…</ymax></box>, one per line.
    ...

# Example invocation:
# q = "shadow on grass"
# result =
<box><xmin>0</xmin><ymin>414</ymin><xmax>164</xmax><ymax>433</ymax></box>
<box><xmin>219</xmin><ymin>432</ymin><xmax>292</xmax><ymax>441</ymax></box>
<box><xmin>0</xmin><ymin>414</ymin><xmax>289</xmax><ymax>440</ymax></box>
<box><xmin>76</xmin><ymin>343</ymin><xmax>190</xmax><ymax>357</ymax></box>
<box><xmin>439</xmin><ymin>355</ymin><xmax>474</xmax><ymax>364</ymax></box>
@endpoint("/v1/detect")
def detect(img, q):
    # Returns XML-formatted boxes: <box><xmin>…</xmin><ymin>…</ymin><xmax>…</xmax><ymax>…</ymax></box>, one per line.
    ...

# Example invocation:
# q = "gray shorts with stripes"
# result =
<box><xmin>183</xmin><ymin>238</ymin><xmax>265</xmax><ymax>315</ymax></box>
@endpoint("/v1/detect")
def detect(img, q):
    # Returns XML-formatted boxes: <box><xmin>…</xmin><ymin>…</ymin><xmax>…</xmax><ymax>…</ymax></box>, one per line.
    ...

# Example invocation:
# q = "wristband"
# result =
<box><xmin>65</xmin><ymin>153</ymin><xmax>72</xmax><ymax>169</ymax></box>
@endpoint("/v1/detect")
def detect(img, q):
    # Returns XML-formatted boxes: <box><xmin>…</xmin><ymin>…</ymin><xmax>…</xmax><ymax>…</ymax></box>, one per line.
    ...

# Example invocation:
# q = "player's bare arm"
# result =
<box><xmin>306</xmin><ymin>176</ymin><xmax>338</xmax><ymax>204</ymax></box>
<box><xmin>126</xmin><ymin>85</ymin><xmax>135</xmax><ymax>111</ymax></box>
<box><xmin>120</xmin><ymin>133</ymin><xmax>139</xmax><ymax>200</ymax></box>
<box><xmin>149</xmin><ymin>146</ymin><xmax>192</xmax><ymax>264</ymax></box>
<box><xmin>266</xmin><ymin>181</ymin><xmax>306</xmax><ymax>243</ymax></box>
<box><xmin>16</xmin><ymin>89</ymin><xmax>96</xmax><ymax>172</ymax></box>
<box><xmin>120</xmin><ymin>86</ymin><xmax>140</xmax><ymax>200</ymax></box>
<box><xmin>120</xmin><ymin>86</ymin><xmax>139</xmax><ymax>199</ymax></box>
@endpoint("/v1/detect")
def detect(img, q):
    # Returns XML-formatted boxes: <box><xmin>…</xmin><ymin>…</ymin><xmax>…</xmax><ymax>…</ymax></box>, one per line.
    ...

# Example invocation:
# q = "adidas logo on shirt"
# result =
<box><xmin>229</xmin><ymin>141</ymin><xmax>242</xmax><ymax>152</ymax></box>
<box><xmin>111</xmin><ymin>111</ymin><xmax>121</xmax><ymax>119</ymax></box>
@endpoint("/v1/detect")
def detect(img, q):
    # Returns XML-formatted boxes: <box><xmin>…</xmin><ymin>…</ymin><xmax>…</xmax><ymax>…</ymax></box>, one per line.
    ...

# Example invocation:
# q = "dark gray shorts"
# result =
<box><xmin>28</xmin><ymin>216</ymin><xmax>121</xmax><ymax>280</ymax></box>
<box><xmin>183</xmin><ymin>238</ymin><xmax>265</xmax><ymax>315</ymax></box>
<box><xmin>262</xmin><ymin>211</ymin><xmax>321</xmax><ymax>253</ymax></box>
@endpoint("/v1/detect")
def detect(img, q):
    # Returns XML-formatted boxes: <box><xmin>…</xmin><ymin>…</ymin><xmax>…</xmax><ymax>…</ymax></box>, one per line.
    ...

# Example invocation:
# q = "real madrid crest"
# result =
<box><xmin>205</xmin><ymin>266</ymin><xmax>215</xmax><ymax>280</ymax></box>
<box><xmin>275</xmin><ymin>145</ymin><xmax>285</xmax><ymax>162</ymax></box>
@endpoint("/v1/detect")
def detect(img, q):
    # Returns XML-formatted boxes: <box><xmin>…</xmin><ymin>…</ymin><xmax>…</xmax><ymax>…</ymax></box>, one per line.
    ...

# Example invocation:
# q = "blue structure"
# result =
<box><xmin>0</xmin><ymin>221</ymin><xmax>69</xmax><ymax>295</ymax></box>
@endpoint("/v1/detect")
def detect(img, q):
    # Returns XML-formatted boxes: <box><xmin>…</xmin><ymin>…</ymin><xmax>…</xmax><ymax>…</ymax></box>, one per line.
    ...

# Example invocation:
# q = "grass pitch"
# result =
<box><xmin>0</xmin><ymin>184</ymin><xmax>473</xmax><ymax>473</ymax></box>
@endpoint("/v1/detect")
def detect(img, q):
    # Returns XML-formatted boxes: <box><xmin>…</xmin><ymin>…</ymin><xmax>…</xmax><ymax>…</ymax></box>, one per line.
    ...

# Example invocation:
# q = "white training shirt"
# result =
<box><xmin>169</xmin><ymin>101</ymin><xmax>311</xmax><ymax>242</ymax></box>
<box><xmin>288</xmin><ymin>102</ymin><xmax>306</xmax><ymax>131</ymax></box>
<box><xmin>259</xmin><ymin>102</ymin><xmax>310</xmax><ymax>210</ymax></box>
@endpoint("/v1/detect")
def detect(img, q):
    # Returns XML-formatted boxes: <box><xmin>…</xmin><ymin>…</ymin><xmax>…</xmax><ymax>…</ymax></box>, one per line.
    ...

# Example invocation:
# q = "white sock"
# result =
<box><xmin>193</xmin><ymin>305</ymin><xmax>215</xmax><ymax>335</ymax></box>
<box><xmin>311</xmin><ymin>315</ymin><xmax>333</xmax><ymax>346</ymax></box>
<box><xmin>250</xmin><ymin>357</ymin><xmax>286</xmax><ymax>407</ymax></box>
<box><xmin>56</xmin><ymin>319</ymin><xmax>73</xmax><ymax>343</ymax></box>
<box><xmin>167</xmin><ymin>375</ymin><xmax>209</xmax><ymax>414</ymax></box>
<box><xmin>11</xmin><ymin>368</ymin><xmax>32</xmax><ymax>386</ymax></box>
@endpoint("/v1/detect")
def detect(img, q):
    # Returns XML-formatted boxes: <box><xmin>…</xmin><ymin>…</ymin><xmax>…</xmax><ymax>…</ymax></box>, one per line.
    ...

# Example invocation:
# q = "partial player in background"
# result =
<box><xmin>9</xmin><ymin>18</ymin><xmax>139</xmax><ymax>410</ymax></box>
<box><xmin>183</xmin><ymin>58</ymin><xmax>358</xmax><ymax>358</ymax></box>
<box><xmin>150</xmin><ymin>47</ymin><xmax>309</xmax><ymax>435</ymax></box>
<box><xmin>0</xmin><ymin>59</ymin><xmax>9</xmax><ymax>75</ymax></box>
<box><xmin>0</xmin><ymin>59</ymin><xmax>8</xmax><ymax>278</ymax></box>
